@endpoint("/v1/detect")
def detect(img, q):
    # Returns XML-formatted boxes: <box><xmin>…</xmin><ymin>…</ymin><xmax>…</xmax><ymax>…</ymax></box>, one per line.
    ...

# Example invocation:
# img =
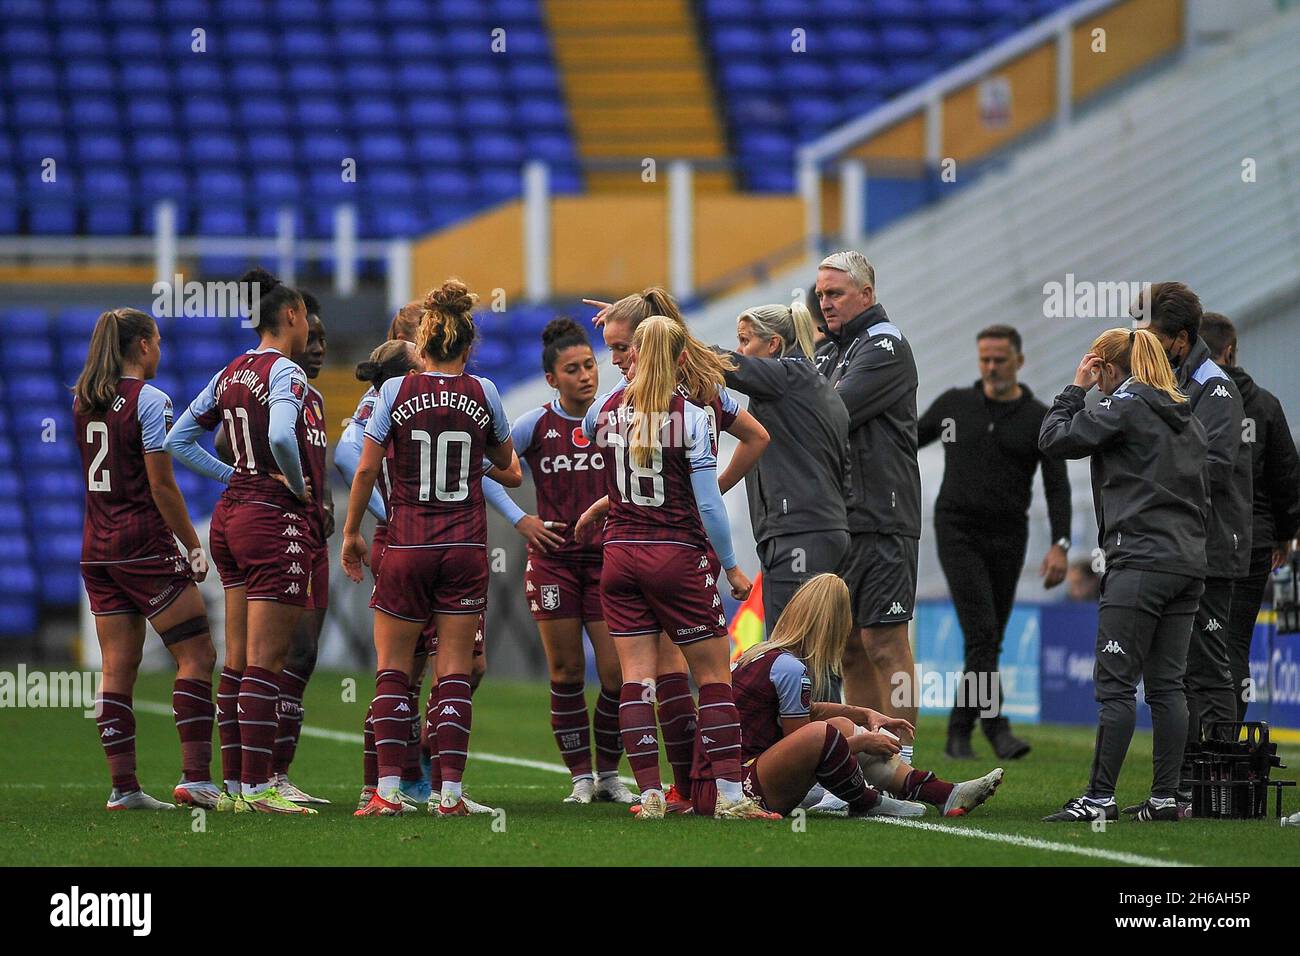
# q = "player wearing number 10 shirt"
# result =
<box><xmin>341</xmin><ymin>281</ymin><xmax>515</xmax><ymax>817</ymax></box>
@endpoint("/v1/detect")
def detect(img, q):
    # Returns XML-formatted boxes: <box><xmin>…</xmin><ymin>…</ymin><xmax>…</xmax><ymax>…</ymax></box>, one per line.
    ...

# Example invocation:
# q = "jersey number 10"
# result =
<box><xmin>411</xmin><ymin>429</ymin><xmax>472</xmax><ymax>502</ymax></box>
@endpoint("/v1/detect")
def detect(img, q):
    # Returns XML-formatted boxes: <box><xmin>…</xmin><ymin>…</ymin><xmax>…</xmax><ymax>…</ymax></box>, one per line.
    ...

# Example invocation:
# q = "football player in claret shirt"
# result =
<box><xmin>483</xmin><ymin>318</ymin><xmax>635</xmax><ymax>805</ymax></box>
<box><xmin>580</xmin><ymin>287</ymin><xmax>768</xmax><ymax>812</ymax></box>
<box><xmin>74</xmin><ymin>308</ymin><xmax>219</xmax><ymax>811</ymax></box>
<box><xmin>341</xmin><ymin>280</ymin><xmax>515</xmax><ymax>817</ymax></box>
<box><xmin>581</xmin><ymin>314</ymin><xmax>771</xmax><ymax>820</ymax></box>
<box><xmin>702</xmin><ymin>574</ymin><xmax>1005</xmax><ymax>819</ymax></box>
<box><xmin>166</xmin><ymin>268</ymin><xmax>319</xmax><ymax>815</ymax></box>
<box><xmin>214</xmin><ymin>292</ymin><xmax>331</xmax><ymax>805</ymax></box>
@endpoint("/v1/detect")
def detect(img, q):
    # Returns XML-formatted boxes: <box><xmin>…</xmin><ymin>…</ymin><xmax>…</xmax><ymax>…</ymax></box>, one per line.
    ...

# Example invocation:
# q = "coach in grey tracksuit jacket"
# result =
<box><xmin>814</xmin><ymin>302</ymin><xmax>923</xmax><ymax>627</ymax></box>
<box><xmin>1176</xmin><ymin>336</ymin><xmax>1253</xmax><ymax>757</ymax></box>
<box><xmin>1040</xmin><ymin>377</ymin><xmax>1209</xmax><ymax>803</ymax></box>
<box><xmin>719</xmin><ymin>346</ymin><xmax>852</xmax><ymax>632</ymax></box>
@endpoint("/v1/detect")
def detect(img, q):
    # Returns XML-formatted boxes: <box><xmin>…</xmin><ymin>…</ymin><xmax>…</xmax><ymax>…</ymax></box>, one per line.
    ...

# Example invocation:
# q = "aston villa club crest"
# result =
<box><xmin>570</xmin><ymin>425</ymin><xmax>590</xmax><ymax>448</ymax></box>
<box><xmin>354</xmin><ymin>403</ymin><xmax>372</xmax><ymax>424</ymax></box>
<box><xmin>540</xmin><ymin>584</ymin><xmax>561</xmax><ymax>611</ymax></box>
<box><xmin>290</xmin><ymin>378</ymin><xmax>306</xmax><ymax>401</ymax></box>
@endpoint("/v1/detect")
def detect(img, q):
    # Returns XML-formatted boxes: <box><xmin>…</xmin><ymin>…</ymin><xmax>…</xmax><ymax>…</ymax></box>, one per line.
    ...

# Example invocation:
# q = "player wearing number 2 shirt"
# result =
<box><xmin>75</xmin><ymin>307</ymin><xmax>219</xmax><ymax>813</ymax></box>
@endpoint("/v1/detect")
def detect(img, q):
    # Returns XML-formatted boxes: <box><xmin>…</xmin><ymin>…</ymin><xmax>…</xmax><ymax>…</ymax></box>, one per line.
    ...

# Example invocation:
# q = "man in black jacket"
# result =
<box><xmin>814</xmin><ymin>251</ymin><xmax>922</xmax><ymax>752</ymax></box>
<box><xmin>1136</xmin><ymin>283</ymin><xmax>1252</xmax><ymax>808</ymax></box>
<box><xmin>919</xmin><ymin>325</ymin><xmax>1072</xmax><ymax>760</ymax></box>
<box><xmin>1198</xmin><ymin>312</ymin><xmax>1300</xmax><ymax>720</ymax></box>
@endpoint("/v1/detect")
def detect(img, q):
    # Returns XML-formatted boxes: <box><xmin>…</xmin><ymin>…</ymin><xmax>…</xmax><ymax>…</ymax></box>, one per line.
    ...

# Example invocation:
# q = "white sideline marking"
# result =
<box><xmin>866</xmin><ymin>816</ymin><xmax>1194</xmax><ymax>867</ymax></box>
<box><xmin>135</xmin><ymin>701</ymin><xmax>1192</xmax><ymax>866</ymax></box>
<box><xmin>135</xmin><ymin>700</ymin><xmax>634</xmax><ymax>783</ymax></box>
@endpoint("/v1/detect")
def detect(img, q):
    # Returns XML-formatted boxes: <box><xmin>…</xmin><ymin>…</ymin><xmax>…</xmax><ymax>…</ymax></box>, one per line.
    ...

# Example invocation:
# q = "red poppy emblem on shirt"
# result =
<box><xmin>571</xmin><ymin>425</ymin><xmax>590</xmax><ymax>448</ymax></box>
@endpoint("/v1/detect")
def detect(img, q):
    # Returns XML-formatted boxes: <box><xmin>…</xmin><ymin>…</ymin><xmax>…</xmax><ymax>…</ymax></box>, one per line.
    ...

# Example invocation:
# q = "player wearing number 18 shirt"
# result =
<box><xmin>583</xmin><ymin>314</ymin><xmax>771</xmax><ymax>820</ymax></box>
<box><xmin>74</xmin><ymin>308</ymin><xmax>219</xmax><ymax>812</ymax></box>
<box><xmin>165</xmin><ymin>269</ymin><xmax>318</xmax><ymax>815</ymax></box>
<box><xmin>341</xmin><ymin>280</ymin><xmax>515</xmax><ymax>817</ymax></box>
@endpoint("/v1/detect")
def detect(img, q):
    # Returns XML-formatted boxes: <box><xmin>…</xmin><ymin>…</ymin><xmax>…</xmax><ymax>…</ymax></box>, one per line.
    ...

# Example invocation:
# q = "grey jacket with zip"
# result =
<box><xmin>813</xmin><ymin>303</ymin><xmax>922</xmax><ymax>537</ymax></box>
<box><xmin>1039</xmin><ymin>380</ymin><xmax>1209</xmax><ymax>579</ymax></box>
<box><xmin>1176</xmin><ymin>338</ymin><xmax>1253</xmax><ymax>578</ymax></box>
<box><xmin>718</xmin><ymin>347</ymin><xmax>851</xmax><ymax>545</ymax></box>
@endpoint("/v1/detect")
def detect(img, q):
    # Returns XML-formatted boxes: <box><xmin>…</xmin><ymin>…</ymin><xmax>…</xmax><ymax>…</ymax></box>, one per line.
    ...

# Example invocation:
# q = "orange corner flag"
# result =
<box><xmin>728</xmin><ymin>572</ymin><xmax>765</xmax><ymax>663</ymax></box>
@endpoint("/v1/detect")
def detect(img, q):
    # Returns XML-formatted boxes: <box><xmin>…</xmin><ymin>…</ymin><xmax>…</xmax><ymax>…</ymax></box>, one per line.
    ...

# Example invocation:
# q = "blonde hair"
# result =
<box><xmin>73</xmin><ymin>308</ymin><xmax>156</xmax><ymax>414</ymax></box>
<box><xmin>623</xmin><ymin>315</ymin><xmax>685</xmax><ymax>469</ymax></box>
<box><xmin>738</xmin><ymin>302</ymin><xmax>816</xmax><ymax>359</ymax></box>
<box><xmin>1090</xmin><ymin>327</ymin><xmax>1186</xmax><ymax>404</ymax></box>
<box><xmin>604</xmin><ymin>286</ymin><xmax>735</xmax><ymax>404</ymax></box>
<box><xmin>735</xmin><ymin>574</ymin><xmax>851</xmax><ymax>701</ymax></box>
<box><xmin>418</xmin><ymin>279</ymin><xmax>477</xmax><ymax>362</ymax></box>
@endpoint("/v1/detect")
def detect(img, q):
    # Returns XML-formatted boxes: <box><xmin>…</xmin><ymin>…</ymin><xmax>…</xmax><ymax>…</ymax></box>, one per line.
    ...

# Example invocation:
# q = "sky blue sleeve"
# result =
<box><xmin>335</xmin><ymin>421</ymin><xmax>387</xmax><ymax>521</ymax></box>
<box><xmin>268</xmin><ymin>400</ymin><xmax>305</xmax><ymax>499</ymax></box>
<box><xmin>137</xmin><ymin>383</ymin><xmax>173</xmax><ymax>453</ymax></box>
<box><xmin>770</xmin><ymin>653</ymin><xmax>812</xmax><ymax>718</ymax></box>
<box><xmin>474</xmin><ymin>375</ymin><xmax>511</xmax><ymax>444</ymax></box>
<box><xmin>268</xmin><ymin>356</ymin><xmax>307</xmax><ymax>411</ymax></box>
<box><xmin>364</xmin><ymin>376</ymin><xmax>402</xmax><ymax>446</ymax></box>
<box><xmin>685</xmin><ymin>402</ymin><xmax>733</xmax><ymax>566</ymax></box>
<box><xmin>512</xmin><ymin>406</ymin><xmax>546</xmax><ymax>454</ymax></box>
<box><xmin>164</xmin><ymin>407</ymin><xmax>234</xmax><ymax>483</ymax></box>
<box><xmin>718</xmin><ymin>386</ymin><xmax>740</xmax><ymax>419</ymax></box>
<box><xmin>482</xmin><ymin>476</ymin><xmax>527</xmax><ymax>525</ymax></box>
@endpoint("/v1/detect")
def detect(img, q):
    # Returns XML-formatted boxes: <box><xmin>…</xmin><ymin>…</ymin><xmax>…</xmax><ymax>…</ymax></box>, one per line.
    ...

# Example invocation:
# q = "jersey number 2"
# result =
<box><xmin>86</xmin><ymin>421</ymin><xmax>111</xmax><ymax>492</ymax></box>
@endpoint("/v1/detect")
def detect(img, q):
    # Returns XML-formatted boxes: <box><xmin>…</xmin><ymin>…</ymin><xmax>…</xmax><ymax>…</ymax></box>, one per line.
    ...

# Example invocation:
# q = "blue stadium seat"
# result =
<box><xmin>0</xmin><ymin>500</ymin><xmax>23</xmax><ymax>533</ymax></box>
<box><xmin>114</xmin><ymin>26</ymin><xmax>166</xmax><ymax>58</ymax></box>
<box><xmin>135</xmin><ymin>166</ymin><xmax>189</xmax><ymax>203</ymax></box>
<box><xmin>357</xmin><ymin>132</ymin><xmax>410</xmax><ymax>165</ymax></box>
<box><xmin>517</xmin><ymin>96</ymin><xmax>567</xmax><ymax>130</ymax></box>
<box><xmin>275</xmin><ymin>0</ymin><xmax>326</xmax><ymax>24</ymax></box>
<box><xmin>14</xmin><ymin>95</ymin><xmax>65</xmax><ymax>129</ymax></box>
<box><xmin>194</xmin><ymin>169</ymin><xmax>247</xmax><ymax>202</ymax></box>
<box><xmin>69</xmin><ymin>97</ymin><xmax>121</xmax><ymax>129</ymax></box>
<box><xmin>396</xmin><ymin>63</ymin><xmax>451</xmax><ymax>92</ymax></box>
<box><xmin>64</xmin><ymin>61</ymin><xmax>116</xmax><ymax>93</ymax></box>
<box><xmin>711</xmin><ymin>25</ymin><xmax>766</xmax><ymax>56</ymax></box>
<box><xmin>120</xmin><ymin>61</ymin><xmax>172</xmax><ymax>93</ymax></box>
<box><xmin>334</xmin><ymin>26</ymin><xmax>385</xmax><ymax>57</ymax></box>
<box><xmin>238</xmin><ymin>98</ymin><xmax>293</xmax><ymax>128</ymax></box>
<box><xmin>342</xmin><ymin>61</ymin><xmax>394</xmax><ymax>94</ymax></box>
<box><xmin>525</xmin><ymin>132</ymin><xmax>575</xmax><ymax>164</ymax></box>
<box><xmin>183</xmin><ymin>97</ymin><xmax>236</xmax><ymax>129</ymax></box>
<box><xmin>8</xmin><ymin>60</ymin><xmax>58</xmax><ymax>92</ymax></box>
<box><xmin>230</xmin><ymin>62</ymin><xmax>284</xmax><ymax>94</ymax></box>
<box><xmin>352</xmin><ymin>97</ymin><xmax>404</xmax><ymax>129</ymax></box>
<box><xmin>30</xmin><ymin>502</ymin><xmax>83</xmax><ymax>532</ymax></box>
<box><xmin>1</xmin><ymin>24</ymin><xmax>53</xmax><ymax>57</ymax></box>
<box><xmin>127</xmin><ymin>97</ymin><xmax>177</xmax><ymax>129</ymax></box>
<box><xmin>252</xmin><ymin>167</ymin><xmax>302</xmax><ymax>202</ymax></box>
<box><xmin>493</xmin><ymin>0</ymin><xmax>542</xmax><ymax>23</ymax></box>
<box><xmin>108</xmin><ymin>0</ymin><xmax>158</xmax><ymax>21</ymax></box>
<box><xmin>406</xmin><ymin>98</ymin><xmax>458</xmax><ymax>127</ymax></box>
<box><xmin>452</xmin><ymin>63</ymin><xmax>504</xmax><ymax>94</ymax></box>
<box><xmin>462</xmin><ymin>97</ymin><xmax>514</xmax><ymax>129</ymax></box>
<box><xmin>225</xmin><ymin>26</ymin><xmax>276</xmax><ymax>59</ymax></box>
<box><xmin>21</xmin><ymin>467</ymin><xmax>81</xmax><ymax>500</ymax></box>
<box><xmin>507</xmin><ymin>61</ymin><xmax>559</xmax><ymax>92</ymax></box>
<box><xmin>283</xmin><ymin>28</ymin><xmax>331</xmax><ymax>59</ymax></box>
<box><xmin>296</xmin><ymin>97</ymin><xmax>346</xmax><ymax>128</ymax></box>
<box><xmin>422</xmin><ymin>167</ymin><xmax>475</xmax><ymax>198</ymax></box>
<box><xmin>2</xmin><ymin>336</ymin><xmax>55</xmax><ymax>369</ymax></box>
<box><xmin>474</xmin><ymin>132</ymin><xmax>524</xmax><ymax>166</ymax></box>
<box><xmin>185</xmin><ymin>132</ymin><xmax>242</xmax><ymax>166</ymax></box>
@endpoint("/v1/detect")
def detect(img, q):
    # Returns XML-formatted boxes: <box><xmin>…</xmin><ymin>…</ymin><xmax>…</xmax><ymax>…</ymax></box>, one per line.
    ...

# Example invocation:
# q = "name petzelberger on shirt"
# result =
<box><xmin>390</xmin><ymin>389</ymin><xmax>491</xmax><ymax>431</ymax></box>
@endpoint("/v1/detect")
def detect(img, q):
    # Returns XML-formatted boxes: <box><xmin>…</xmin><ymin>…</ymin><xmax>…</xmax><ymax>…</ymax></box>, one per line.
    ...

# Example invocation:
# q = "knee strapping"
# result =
<box><xmin>159</xmin><ymin>615</ymin><xmax>209</xmax><ymax>647</ymax></box>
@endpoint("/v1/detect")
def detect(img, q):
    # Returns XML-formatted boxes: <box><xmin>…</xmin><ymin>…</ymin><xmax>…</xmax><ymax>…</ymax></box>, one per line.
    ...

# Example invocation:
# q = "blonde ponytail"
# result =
<box><xmin>1089</xmin><ymin>327</ymin><xmax>1186</xmax><ymax>403</ymax></box>
<box><xmin>623</xmin><ymin>315</ymin><xmax>684</xmax><ymax>469</ymax></box>
<box><xmin>739</xmin><ymin>302</ymin><xmax>816</xmax><ymax>359</ymax></box>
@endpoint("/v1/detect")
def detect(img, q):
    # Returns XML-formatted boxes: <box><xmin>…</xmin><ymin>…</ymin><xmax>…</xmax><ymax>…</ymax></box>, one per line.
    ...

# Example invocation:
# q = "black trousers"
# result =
<box><xmin>1091</xmin><ymin>568</ymin><xmax>1202</xmax><ymax>800</ymax></box>
<box><xmin>1227</xmin><ymin>547</ymin><xmax>1273</xmax><ymax>721</ymax></box>
<box><xmin>935</xmin><ymin>517</ymin><xmax>1028</xmax><ymax>734</ymax></box>
<box><xmin>1184</xmin><ymin>576</ymin><xmax>1238</xmax><ymax>758</ymax></box>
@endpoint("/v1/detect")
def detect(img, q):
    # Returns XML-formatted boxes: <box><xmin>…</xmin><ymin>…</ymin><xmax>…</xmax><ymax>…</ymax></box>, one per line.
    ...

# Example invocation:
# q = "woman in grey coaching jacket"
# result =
<box><xmin>716</xmin><ymin>302</ymin><xmax>853</xmax><ymax>636</ymax></box>
<box><xmin>1038</xmin><ymin>327</ymin><xmax>1209</xmax><ymax>824</ymax></box>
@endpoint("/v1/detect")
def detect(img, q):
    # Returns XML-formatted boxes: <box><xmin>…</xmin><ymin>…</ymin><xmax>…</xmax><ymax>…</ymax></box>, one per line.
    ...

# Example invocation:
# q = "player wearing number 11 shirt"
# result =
<box><xmin>165</xmin><ymin>269</ymin><xmax>317</xmax><ymax>815</ymax></box>
<box><xmin>341</xmin><ymin>281</ymin><xmax>515</xmax><ymax>817</ymax></box>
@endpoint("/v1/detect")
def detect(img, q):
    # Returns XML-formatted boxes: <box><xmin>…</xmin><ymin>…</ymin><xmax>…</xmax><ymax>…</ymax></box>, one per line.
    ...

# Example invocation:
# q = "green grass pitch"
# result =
<box><xmin>2</xmin><ymin>671</ymin><xmax>1296</xmax><ymax>867</ymax></box>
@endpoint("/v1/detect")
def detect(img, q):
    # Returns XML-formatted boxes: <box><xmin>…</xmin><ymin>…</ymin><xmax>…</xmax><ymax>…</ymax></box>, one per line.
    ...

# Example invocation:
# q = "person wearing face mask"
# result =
<box><xmin>918</xmin><ymin>325</ymin><xmax>1072</xmax><ymax>762</ymax></box>
<box><xmin>1133</xmin><ymin>282</ymin><xmax>1252</xmax><ymax>813</ymax></box>
<box><xmin>1038</xmin><ymin>328</ymin><xmax>1209</xmax><ymax>823</ymax></box>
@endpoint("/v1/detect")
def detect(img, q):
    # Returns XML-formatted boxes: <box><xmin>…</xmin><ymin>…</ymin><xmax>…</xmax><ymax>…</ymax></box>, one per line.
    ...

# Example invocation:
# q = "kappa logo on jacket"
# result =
<box><xmin>1211</xmin><ymin>385</ymin><xmax>1231</xmax><ymax>398</ymax></box>
<box><xmin>1098</xmin><ymin>399</ymin><xmax>1112</xmax><ymax>409</ymax></box>
<box><xmin>888</xmin><ymin>601</ymin><xmax>907</xmax><ymax>615</ymax></box>
<box><xmin>1103</xmin><ymin>640</ymin><xmax>1125</xmax><ymax>654</ymax></box>
<box><xmin>1205</xmin><ymin>619</ymin><xmax>1223</xmax><ymax>632</ymax></box>
<box><xmin>876</xmin><ymin>338</ymin><xmax>895</xmax><ymax>353</ymax></box>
